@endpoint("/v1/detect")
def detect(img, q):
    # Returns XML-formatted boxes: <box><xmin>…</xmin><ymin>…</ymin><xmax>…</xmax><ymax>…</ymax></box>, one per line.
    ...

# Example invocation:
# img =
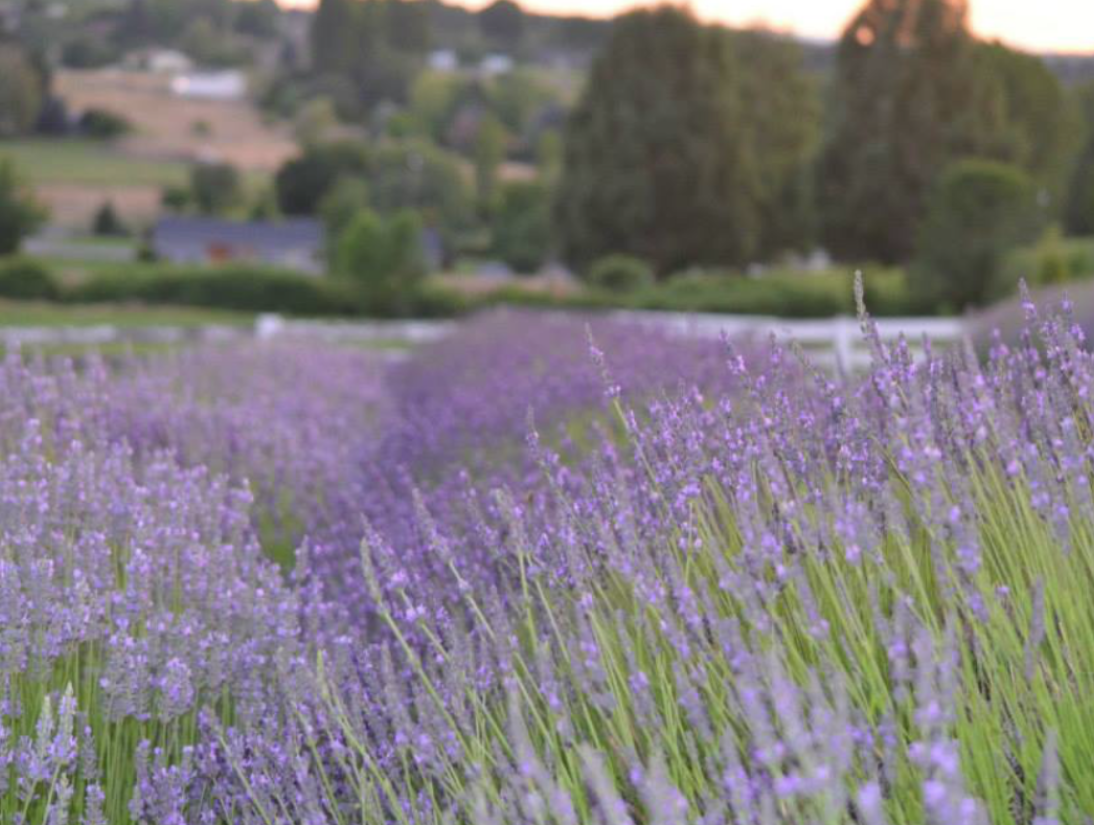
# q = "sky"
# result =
<box><xmin>278</xmin><ymin>0</ymin><xmax>1093</xmax><ymax>54</ymax></box>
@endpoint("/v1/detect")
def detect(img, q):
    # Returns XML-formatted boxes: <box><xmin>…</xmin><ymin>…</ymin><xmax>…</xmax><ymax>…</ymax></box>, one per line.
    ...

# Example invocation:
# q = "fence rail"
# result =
<box><xmin>0</xmin><ymin>311</ymin><xmax>968</xmax><ymax>371</ymax></box>
<box><xmin>610</xmin><ymin>310</ymin><xmax>967</xmax><ymax>372</ymax></box>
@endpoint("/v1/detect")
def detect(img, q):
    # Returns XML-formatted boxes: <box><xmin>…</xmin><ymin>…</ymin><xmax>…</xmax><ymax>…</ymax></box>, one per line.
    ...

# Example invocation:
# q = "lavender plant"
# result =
<box><xmin>3</xmin><ymin>296</ymin><xmax>1094</xmax><ymax>824</ymax></box>
<box><xmin>0</xmin><ymin>355</ymin><xmax>303</xmax><ymax>822</ymax></box>
<box><xmin>222</xmin><ymin>294</ymin><xmax>1094</xmax><ymax>823</ymax></box>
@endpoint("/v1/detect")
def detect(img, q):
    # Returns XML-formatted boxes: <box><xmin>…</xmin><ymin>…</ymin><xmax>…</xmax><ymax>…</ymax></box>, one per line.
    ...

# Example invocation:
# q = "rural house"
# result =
<box><xmin>151</xmin><ymin>217</ymin><xmax>326</xmax><ymax>274</ymax></box>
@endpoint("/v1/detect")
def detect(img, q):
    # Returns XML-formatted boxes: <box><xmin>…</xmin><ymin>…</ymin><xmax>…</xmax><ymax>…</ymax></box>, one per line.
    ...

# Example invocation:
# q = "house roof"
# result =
<box><xmin>152</xmin><ymin>217</ymin><xmax>324</xmax><ymax>255</ymax></box>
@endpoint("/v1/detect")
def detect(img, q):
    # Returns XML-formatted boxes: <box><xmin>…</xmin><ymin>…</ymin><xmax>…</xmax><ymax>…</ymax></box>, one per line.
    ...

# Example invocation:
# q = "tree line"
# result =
<box><xmin>297</xmin><ymin>0</ymin><xmax>1094</xmax><ymax>312</ymax></box>
<box><xmin>557</xmin><ymin>0</ymin><xmax>1094</xmax><ymax>309</ymax></box>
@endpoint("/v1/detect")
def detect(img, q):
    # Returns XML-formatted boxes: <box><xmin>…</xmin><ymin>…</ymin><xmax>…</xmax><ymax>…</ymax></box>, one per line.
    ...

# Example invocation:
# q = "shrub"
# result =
<box><xmin>625</xmin><ymin>267</ymin><xmax>923</xmax><ymax>317</ymax></box>
<box><xmin>68</xmin><ymin>264</ymin><xmax>362</xmax><ymax>316</ymax></box>
<box><xmin>275</xmin><ymin>141</ymin><xmax>372</xmax><ymax>216</ymax></box>
<box><xmin>61</xmin><ymin>37</ymin><xmax>118</xmax><ymax>69</ymax></box>
<box><xmin>913</xmin><ymin>158</ymin><xmax>1042</xmax><ymax>311</ymax></box>
<box><xmin>490</xmin><ymin>180</ymin><xmax>552</xmax><ymax>274</ymax></box>
<box><xmin>0</xmin><ymin>160</ymin><xmax>45</xmax><ymax>255</ymax></box>
<box><xmin>335</xmin><ymin>209</ymin><xmax>426</xmax><ymax>314</ymax></box>
<box><xmin>78</xmin><ymin>107</ymin><xmax>131</xmax><ymax>139</ymax></box>
<box><xmin>0</xmin><ymin>257</ymin><xmax>59</xmax><ymax>300</ymax></box>
<box><xmin>191</xmin><ymin>162</ymin><xmax>244</xmax><ymax>215</ymax></box>
<box><xmin>92</xmin><ymin>201</ymin><xmax>126</xmax><ymax>237</ymax></box>
<box><xmin>587</xmin><ymin>254</ymin><xmax>655</xmax><ymax>292</ymax></box>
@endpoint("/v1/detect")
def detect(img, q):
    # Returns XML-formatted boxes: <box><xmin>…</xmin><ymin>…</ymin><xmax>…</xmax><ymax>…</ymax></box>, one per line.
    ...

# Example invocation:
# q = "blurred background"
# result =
<box><xmin>0</xmin><ymin>0</ymin><xmax>1090</xmax><ymax>333</ymax></box>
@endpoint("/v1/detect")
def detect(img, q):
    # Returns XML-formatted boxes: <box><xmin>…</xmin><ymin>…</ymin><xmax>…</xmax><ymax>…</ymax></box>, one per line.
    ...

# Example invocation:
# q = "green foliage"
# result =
<box><xmin>310</xmin><ymin>0</ymin><xmax>429</xmax><ymax>110</ymax></box>
<box><xmin>293</xmin><ymin>97</ymin><xmax>340</xmax><ymax>148</ymax></box>
<box><xmin>275</xmin><ymin>139</ymin><xmax>472</xmax><ymax>252</ymax></box>
<box><xmin>161</xmin><ymin>185</ymin><xmax>191</xmax><ymax>212</ymax></box>
<box><xmin>556</xmin><ymin>7</ymin><xmax>817</xmax><ymax>275</ymax></box>
<box><xmin>1066</xmin><ymin>141</ymin><xmax>1094</xmax><ymax>237</ymax></box>
<box><xmin>972</xmin><ymin>42</ymin><xmax>1081</xmax><ymax>198</ymax></box>
<box><xmin>490</xmin><ymin>180</ymin><xmax>552</xmax><ymax>273</ymax></box>
<box><xmin>234</xmin><ymin>0</ymin><xmax>279</xmax><ymax>37</ymax></box>
<box><xmin>319</xmin><ymin>177</ymin><xmax>371</xmax><ymax>241</ymax></box>
<box><xmin>422</xmin><ymin>267</ymin><xmax>923</xmax><ymax>318</ymax></box>
<box><xmin>818</xmin><ymin>0</ymin><xmax>990</xmax><ymax>264</ymax></box>
<box><xmin>626</xmin><ymin>267</ymin><xmax>921</xmax><ymax>317</ymax></box>
<box><xmin>473</xmin><ymin>114</ymin><xmax>507</xmax><ymax>208</ymax></box>
<box><xmin>478</xmin><ymin>0</ymin><xmax>525</xmax><ymax>51</ymax></box>
<box><xmin>998</xmin><ymin>234</ymin><xmax>1094</xmax><ymax>299</ymax></box>
<box><xmin>68</xmin><ymin>264</ymin><xmax>362</xmax><ymax>316</ymax></box>
<box><xmin>310</xmin><ymin>0</ymin><xmax>360</xmax><ymax>75</ymax></box>
<box><xmin>407</xmin><ymin>69</ymin><xmax>564</xmax><ymax>159</ymax></box>
<box><xmin>275</xmin><ymin>141</ymin><xmax>372</xmax><ymax>216</ymax></box>
<box><xmin>334</xmin><ymin>208</ymin><xmax>426</xmax><ymax>313</ymax></box>
<box><xmin>190</xmin><ymin>163</ymin><xmax>244</xmax><ymax>215</ymax></box>
<box><xmin>407</xmin><ymin>71</ymin><xmax>468</xmax><ymax>144</ymax></box>
<box><xmin>0</xmin><ymin>46</ymin><xmax>45</xmax><ymax>137</ymax></box>
<box><xmin>92</xmin><ymin>201</ymin><xmax>126</xmax><ymax>237</ymax></box>
<box><xmin>913</xmin><ymin>158</ymin><xmax>1042</xmax><ymax>310</ymax></box>
<box><xmin>60</xmin><ymin>37</ymin><xmax>118</xmax><ymax>69</ymax></box>
<box><xmin>180</xmin><ymin>17</ymin><xmax>249</xmax><ymax>67</ymax></box>
<box><xmin>0</xmin><ymin>258</ymin><xmax>59</xmax><ymax>301</ymax></box>
<box><xmin>366</xmin><ymin>140</ymin><xmax>475</xmax><ymax>237</ymax></box>
<box><xmin>1065</xmin><ymin>82</ymin><xmax>1094</xmax><ymax>237</ymax></box>
<box><xmin>0</xmin><ymin>160</ymin><xmax>46</xmax><ymax>255</ymax></box>
<box><xmin>587</xmin><ymin>254</ymin><xmax>654</xmax><ymax>292</ymax></box>
<box><xmin>729</xmin><ymin>30</ymin><xmax>821</xmax><ymax>259</ymax></box>
<box><xmin>1035</xmin><ymin>226</ymin><xmax>1072</xmax><ymax>287</ymax></box>
<box><xmin>78</xmin><ymin>108</ymin><xmax>131</xmax><ymax>140</ymax></box>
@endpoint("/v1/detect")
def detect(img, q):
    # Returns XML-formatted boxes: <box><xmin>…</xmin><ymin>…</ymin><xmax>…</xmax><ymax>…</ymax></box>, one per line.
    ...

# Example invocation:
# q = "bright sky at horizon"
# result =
<box><xmin>277</xmin><ymin>0</ymin><xmax>1093</xmax><ymax>54</ymax></box>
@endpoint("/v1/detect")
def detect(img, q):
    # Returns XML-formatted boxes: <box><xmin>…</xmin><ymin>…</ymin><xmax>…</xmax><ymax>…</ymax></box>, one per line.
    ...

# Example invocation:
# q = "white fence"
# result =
<box><xmin>611</xmin><ymin>310</ymin><xmax>967</xmax><ymax>372</ymax></box>
<box><xmin>0</xmin><ymin>311</ymin><xmax>967</xmax><ymax>371</ymax></box>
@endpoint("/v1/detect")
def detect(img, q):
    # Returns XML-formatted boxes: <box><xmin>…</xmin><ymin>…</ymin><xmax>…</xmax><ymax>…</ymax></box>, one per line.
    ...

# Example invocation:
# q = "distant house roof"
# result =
<box><xmin>152</xmin><ymin>217</ymin><xmax>325</xmax><ymax>274</ymax></box>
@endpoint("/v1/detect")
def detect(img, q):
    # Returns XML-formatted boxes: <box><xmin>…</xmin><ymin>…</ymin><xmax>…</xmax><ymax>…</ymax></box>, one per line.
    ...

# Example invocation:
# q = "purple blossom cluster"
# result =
<box><xmin>1</xmin><ymin>299</ymin><xmax>1092</xmax><ymax>822</ymax></box>
<box><xmin>0</xmin><ymin>354</ymin><xmax>303</xmax><ymax>821</ymax></box>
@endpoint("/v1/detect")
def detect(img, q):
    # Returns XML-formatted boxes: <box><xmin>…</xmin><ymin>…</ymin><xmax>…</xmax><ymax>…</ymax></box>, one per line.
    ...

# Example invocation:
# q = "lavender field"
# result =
<box><xmin>0</xmin><ymin>295</ymin><xmax>1089</xmax><ymax>824</ymax></box>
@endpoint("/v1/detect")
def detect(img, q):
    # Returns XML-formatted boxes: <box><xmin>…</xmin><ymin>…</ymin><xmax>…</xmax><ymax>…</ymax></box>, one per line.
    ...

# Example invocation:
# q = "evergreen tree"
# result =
<box><xmin>818</xmin><ymin>0</ymin><xmax>987</xmax><ymax>264</ymax></box>
<box><xmin>0</xmin><ymin>161</ymin><xmax>46</xmax><ymax>255</ymax></box>
<box><xmin>972</xmin><ymin>42</ymin><xmax>1081</xmax><ymax>202</ymax></box>
<box><xmin>1065</xmin><ymin>82</ymin><xmax>1094</xmax><ymax>236</ymax></box>
<box><xmin>0</xmin><ymin>47</ymin><xmax>44</xmax><ymax>137</ymax></box>
<box><xmin>913</xmin><ymin>158</ymin><xmax>1041</xmax><ymax>309</ymax></box>
<box><xmin>311</xmin><ymin>0</ymin><xmax>360</xmax><ymax>76</ymax></box>
<box><xmin>555</xmin><ymin>7</ymin><xmax>761</xmax><ymax>276</ymax></box>
<box><xmin>728</xmin><ymin>29</ymin><xmax>820</xmax><ymax>258</ymax></box>
<box><xmin>478</xmin><ymin>0</ymin><xmax>525</xmax><ymax>52</ymax></box>
<box><xmin>92</xmin><ymin>201</ymin><xmax>126</xmax><ymax>237</ymax></box>
<box><xmin>474</xmin><ymin>114</ymin><xmax>507</xmax><ymax>211</ymax></box>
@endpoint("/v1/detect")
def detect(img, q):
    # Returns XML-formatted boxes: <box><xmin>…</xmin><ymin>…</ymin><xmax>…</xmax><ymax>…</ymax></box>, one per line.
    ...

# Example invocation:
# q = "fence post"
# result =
<box><xmin>833</xmin><ymin>315</ymin><xmax>854</xmax><ymax>374</ymax></box>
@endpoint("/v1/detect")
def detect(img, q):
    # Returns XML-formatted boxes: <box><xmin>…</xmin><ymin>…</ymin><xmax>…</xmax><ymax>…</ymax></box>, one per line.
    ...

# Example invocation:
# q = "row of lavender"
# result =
<box><xmin>1</xmin><ymin>299</ymin><xmax>1090</xmax><ymax>823</ymax></box>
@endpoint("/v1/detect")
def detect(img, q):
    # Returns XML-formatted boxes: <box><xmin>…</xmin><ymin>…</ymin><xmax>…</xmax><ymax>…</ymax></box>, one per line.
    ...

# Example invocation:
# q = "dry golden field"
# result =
<box><xmin>55</xmin><ymin>69</ymin><xmax>296</xmax><ymax>172</ymax></box>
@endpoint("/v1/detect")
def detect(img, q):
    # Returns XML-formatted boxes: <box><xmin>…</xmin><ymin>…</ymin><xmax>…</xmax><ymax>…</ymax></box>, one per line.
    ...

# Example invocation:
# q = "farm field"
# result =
<box><xmin>0</xmin><ymin>139</ymin><xmax>188</xmax><ymax>187</ymax></box>
<box><xmin>1</xmin><ymin>69</ymin><xmax>293</xmax><ymax>229</ymax></box>
<box><xmin>54</xmin><ymin>69</ymin><xmax>297</xmax><ymax>173</ymax></box>
<box><xmin>0</xmin><ymin>138</ymin><xmax>188</xmax><ymax>228</ymax></box>
<box><xmin>0</xmin><ymin>300</ymin><xmax>1088</xmax><ymax>823</ymax></box>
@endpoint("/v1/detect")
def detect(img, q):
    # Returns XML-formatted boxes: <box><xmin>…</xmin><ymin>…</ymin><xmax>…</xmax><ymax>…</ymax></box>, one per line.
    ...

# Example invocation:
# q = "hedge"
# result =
<box><xmin>65</xmin><ymin>264</ymin><xmax>365</xmax><ymax>317</ymax></box>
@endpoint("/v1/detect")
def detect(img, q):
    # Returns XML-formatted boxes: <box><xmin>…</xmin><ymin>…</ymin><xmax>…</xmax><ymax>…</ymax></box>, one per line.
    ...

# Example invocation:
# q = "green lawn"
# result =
<box><xmin>0</xmin><ymin>139</ymin><xmax>188</xmax><ymax>187</ymax></box>
<box><xmin>0</xmin><ymin>299</ymin><xmax>254</xmax><ymax>328</ymax></box>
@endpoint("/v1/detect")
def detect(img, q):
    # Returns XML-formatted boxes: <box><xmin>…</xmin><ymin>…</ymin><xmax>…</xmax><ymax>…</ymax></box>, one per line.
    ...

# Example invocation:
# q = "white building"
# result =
<box><xmin>171</xmin><ymin>70</ymin><xmax>247</xmax><ymax>101</ymax></box>
<box><xmin>479</xmin><ymin>54</ymin><xmax>514</xmax><ymax>77</ymax></box>
<box><xmin>428</xmin><ymin>49</ymin><xmax>459</xmax><ymax>72</ymax></box>
<box><xmin>132</xmin><ymin>49</ymin><xmax>194</xmax><ymax>75</ymax></box>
